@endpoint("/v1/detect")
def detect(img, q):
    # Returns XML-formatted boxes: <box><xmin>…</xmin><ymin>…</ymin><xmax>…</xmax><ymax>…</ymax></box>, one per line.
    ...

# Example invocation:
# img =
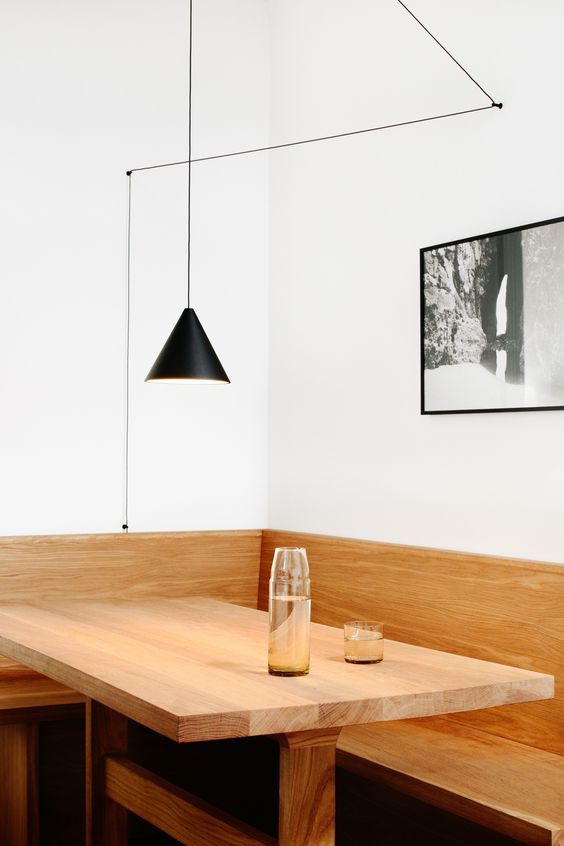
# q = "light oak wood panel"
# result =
<box><xmin>0</xmin><ymin>598</ymin><xmax>551</xmax><ymax>743</ymax></box>
<box><xmin>0</xmin><ymin>529</ymin><xmax>261</xmax><ymax>604</ymax></box>
<box><xmin>338</xmin><ymin>718</ymin><xmax>564</xmax><ymax>846</ymax></box>
<box><xmin>106</xmin><ymin>755</ymin><xmax>276</xmax><ymax>846</ymax></box>
<box><xmin>277</xmin><ymin>729</ymin><xmax>341</xmax><ymax>846</ymax></box>
<box><xmin>260</xmin><ymin>530</ymin><xmax>564</xmax><ymax>755</ymax></box>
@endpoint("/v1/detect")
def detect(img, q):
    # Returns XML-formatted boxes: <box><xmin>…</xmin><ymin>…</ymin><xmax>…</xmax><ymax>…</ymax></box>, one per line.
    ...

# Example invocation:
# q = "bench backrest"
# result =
<box><xmin>3</xmin><ymin>528</ymin><xmax>562</xmax><ymax>755</ymax></box>
<box><xmin>0</xmin><ymin>530</ymin><xmax>261</xmax><ymax>606</ymax></box>
<box><xmin>259</xmin><ymin>530</ymin><xmax>564</xmax><ymax>757</ymax></box>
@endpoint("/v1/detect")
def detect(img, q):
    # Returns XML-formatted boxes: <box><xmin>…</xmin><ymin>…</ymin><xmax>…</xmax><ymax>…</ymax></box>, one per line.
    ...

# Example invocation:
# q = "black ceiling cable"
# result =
<box><xmin>395</xmin><ymin>0</ymin><xmax>500</xmax><ymax>107</ymax></box>
<box><xmin>122</xmin><ymin>172</ymin><xmax>131</xmax><ymax>533</ymax></box>
<box><xmin>122</xmin><ymin>0</ymin><xmax>502</xmax><ymax>531</ymax></box>
<box><xmin>126</xmin><ymin>0</ymin><xmax>502</xmax><ymax>177</ymax></box>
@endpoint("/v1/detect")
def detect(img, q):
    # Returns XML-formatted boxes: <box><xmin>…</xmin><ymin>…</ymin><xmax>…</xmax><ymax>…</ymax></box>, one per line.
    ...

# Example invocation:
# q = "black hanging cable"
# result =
<box><xmin>187</xmin><ymin>0</ymin><xmax>193</xmax><ymax>308</ymax></box>
<box><xmin>127</xmin><ymin>104</ymin><xmax>499</xmax><ymax>175</ymax></box>
<box><xmin>126</xmin><ymin>0</ymin><xmax>502</xmax><ymax>176</ymax></box>
<box><xmin>122</xmin><ymin>172</ymin><xmax>132</xmax><ymax>533</ymax></box>
<box><xmin>395</xmin><ymin>0</ymin><xmax>500</xmax><ymax>106</ymax></box>
<box><xmin>120</xmin><ymin>0</ymin><xmax>503</xmax><ymax>530</ymax></box>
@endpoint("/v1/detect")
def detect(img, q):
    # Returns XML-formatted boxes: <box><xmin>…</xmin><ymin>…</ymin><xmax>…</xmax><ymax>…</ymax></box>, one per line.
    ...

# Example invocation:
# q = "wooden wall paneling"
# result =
<box><xmin>260</xmin><ymin>530</ymin><xmax>564</xmax><ymax>755</ymax></box>
<box><xmin>0</xmin><ymin>530</ymin><xmax>262</xmax><ymax>605</ymax></box>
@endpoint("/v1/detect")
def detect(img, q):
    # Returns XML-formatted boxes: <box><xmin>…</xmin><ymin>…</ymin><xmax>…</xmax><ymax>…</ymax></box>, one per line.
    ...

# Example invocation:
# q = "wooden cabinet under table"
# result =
<box><xmin>0</xmin><ymin>597</ymin><xmax>553</xmax><ymax>846</ymax></box>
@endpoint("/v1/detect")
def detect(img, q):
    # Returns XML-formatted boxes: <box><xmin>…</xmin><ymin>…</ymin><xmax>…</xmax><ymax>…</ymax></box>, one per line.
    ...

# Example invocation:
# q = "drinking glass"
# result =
<box><xmin>344</xmin><ymin>621</ymin><xmax>384</xmax><ymax>664</ymax></box>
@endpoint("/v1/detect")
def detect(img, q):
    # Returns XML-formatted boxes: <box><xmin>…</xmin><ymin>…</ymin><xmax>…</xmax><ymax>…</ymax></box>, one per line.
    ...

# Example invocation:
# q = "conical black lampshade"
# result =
<box><xmin>145</xmin><ymin>308</ymin><xmax>230</xmax><ymax>383</ymax></box>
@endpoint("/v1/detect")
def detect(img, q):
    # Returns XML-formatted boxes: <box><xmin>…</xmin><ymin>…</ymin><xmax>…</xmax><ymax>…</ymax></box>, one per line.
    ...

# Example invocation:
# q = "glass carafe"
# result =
<box><xmin>268</xmin><ymin>547</ymin><xmax>311</xmax><ymax>676</ymax></box>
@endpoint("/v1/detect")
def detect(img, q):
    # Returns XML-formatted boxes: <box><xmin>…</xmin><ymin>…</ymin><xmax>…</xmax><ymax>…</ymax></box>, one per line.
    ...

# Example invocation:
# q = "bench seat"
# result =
<box><xmin>261</xmin><ymin>530</ymin><xmax>564</xmax><ymax>843</ymax></box>
<box><xmin>338</xmin><ymin>717</ymin><xmax>564</xmax><ymax>846</ymax></box>
<box><xmin>0</xmin><ymin>656</ymin><xmax>83</xmax><ymax>716</ymax></box>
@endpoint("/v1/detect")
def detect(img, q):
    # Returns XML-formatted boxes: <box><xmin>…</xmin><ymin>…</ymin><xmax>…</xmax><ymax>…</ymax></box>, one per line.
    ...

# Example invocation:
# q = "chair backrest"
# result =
<box><xmin>0</xmin><ymin>530</ymin><xmax>262</xmax><ymax>605</ymax></box>
<box><xmin>259</xmin><ymin>530</ymin><xmax>564</xmax><ymax>756</ymax></box>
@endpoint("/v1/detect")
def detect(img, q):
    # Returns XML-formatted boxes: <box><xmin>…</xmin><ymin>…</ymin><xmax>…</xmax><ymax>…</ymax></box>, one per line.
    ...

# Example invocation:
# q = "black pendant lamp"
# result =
<box><xmin>145</xmin><ymin>0</ymin><xmax>229</xmax><ymax>384</ymax></box>
<box><xmin>145</xmin><ymin>307</ymin><xmax>229</xmax><ymax>383</ymax></box>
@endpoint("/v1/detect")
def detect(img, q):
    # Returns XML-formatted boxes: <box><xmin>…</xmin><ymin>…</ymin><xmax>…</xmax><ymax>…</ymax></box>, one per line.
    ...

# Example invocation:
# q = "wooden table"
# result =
<box><xmin>0</xmin><ymin>597</ymin><xmax>553</xmax><ymax>846</ymax></box>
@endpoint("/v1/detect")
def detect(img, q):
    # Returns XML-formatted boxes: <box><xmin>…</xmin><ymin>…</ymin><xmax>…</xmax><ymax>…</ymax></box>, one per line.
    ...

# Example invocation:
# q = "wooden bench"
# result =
<box><xmin>2</xmin><ymin>527</ymin><xmax>562</xmax><ymax>844</ymax></box>
<box><xmin>0</xmin><ymin>529</ymin><xmax>261</xmax><ymax>846</ymax></box>
<box><xmin>260</xmin><ymin>530</ymin><xmax>564</xmax><ymax>846</ymax></box>
<box><xmin>0</xmin><ymin>656</ymin><xmax>84</xmax><ymax>846</ymax></box>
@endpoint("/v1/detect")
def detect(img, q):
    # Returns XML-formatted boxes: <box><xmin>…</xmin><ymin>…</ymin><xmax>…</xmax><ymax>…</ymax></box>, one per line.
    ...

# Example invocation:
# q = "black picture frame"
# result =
<box><xmin>420</xmin><ymin>216</ymin><xmax>564</xmax><ymax>415</ymax></box>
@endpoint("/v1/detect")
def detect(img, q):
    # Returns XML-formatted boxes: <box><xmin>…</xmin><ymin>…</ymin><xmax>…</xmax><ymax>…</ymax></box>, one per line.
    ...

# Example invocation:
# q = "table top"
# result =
<box><xmin>0</xmin><ymin>597</ymin><xmax>553</xmax><ymax>742</ymax></box>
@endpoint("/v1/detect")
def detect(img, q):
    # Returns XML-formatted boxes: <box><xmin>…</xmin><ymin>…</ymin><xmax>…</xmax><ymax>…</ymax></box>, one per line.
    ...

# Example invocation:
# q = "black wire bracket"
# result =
<box><xmin>125</xmin><ymin>0</ymin><xmax>503</xmax><ymax>176</ymax></box>
<box><xmin>121</xmin><ymin>0</ymin><xmax>503</xmax><ymax>532</ymax></box>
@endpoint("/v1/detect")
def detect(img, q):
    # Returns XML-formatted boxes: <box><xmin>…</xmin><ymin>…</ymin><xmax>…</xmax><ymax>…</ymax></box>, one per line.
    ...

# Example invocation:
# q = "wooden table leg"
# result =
<box><xmin>0</xmin><ymin>723</ymin><xmax>39</xmax><ymax>846</ymax></box>
<box><xmin>276</xmin><ymin>728</ymin><xmax>341</xmax><ymax>846</ymax></box>
<box><xmin>86</xmin><ymin>700</ymin><xmax>128</xmax><ymax>846</ymax></box>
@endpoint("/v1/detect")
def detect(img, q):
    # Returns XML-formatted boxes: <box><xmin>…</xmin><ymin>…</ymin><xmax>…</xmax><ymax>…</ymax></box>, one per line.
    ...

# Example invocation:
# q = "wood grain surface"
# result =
<box><xmin>0</xmin><ymin>722</ymin><xmax>38</xmax><ymax>846</ymax></box>
<box><xmin>0</xmin><ymin>597</ymin><xmax>552</xmax><ymax>743</ymax></box>
<box><xmin>338</xmin><ymin>717</ymin><xmax>564</xmax><ymax>846</ymax></box>
<box><xmin>277</xmin><ymin>729</ymin><xmax>341</xmax><ymax>846</ymax></box>
<box><xmin>0</xmin><ymin>655</ymin><xmax>83</xmax><ymax>711</ymax></box>
<box><xmin>0</xmin><ymin>529</ymin><xmax>261</xmax><ymax>604</ymax></box>
<box><xmin>86</xmin><ymin>700</ymin><xmax>128</xmax><ymax>846</ymax></box>
<box><xmin>260</xmin><ymin>530</ymin><xmax>564</xmax><ymax>755</ymax></box>
<box><xmin>105</xmin><ymin>755</ymin><xmax>276</xmax><ymax>846</ymax></box>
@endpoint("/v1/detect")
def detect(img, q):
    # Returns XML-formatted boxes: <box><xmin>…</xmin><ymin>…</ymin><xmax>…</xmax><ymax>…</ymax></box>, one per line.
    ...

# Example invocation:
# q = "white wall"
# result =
<box><xmin>267</xmin><ymin>0</ymin><xmax>564</xmax><ymax>564</ymax></box>
<box><xmin>4</xmin><ymin>0</ymin><xmax>564</xmax><ymax>563</ymax></box>
<box><xmin>0</xmin><ymin>0</ymin><xmax>269</xmax><ymax>535</ymax></box>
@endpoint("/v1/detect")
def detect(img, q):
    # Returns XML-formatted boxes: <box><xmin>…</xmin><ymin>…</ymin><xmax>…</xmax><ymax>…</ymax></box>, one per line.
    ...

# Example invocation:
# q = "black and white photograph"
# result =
<box><xmin>421</xmin><ymin>216</ymin><xmax>564</xmax><ymax>414</ymax></box>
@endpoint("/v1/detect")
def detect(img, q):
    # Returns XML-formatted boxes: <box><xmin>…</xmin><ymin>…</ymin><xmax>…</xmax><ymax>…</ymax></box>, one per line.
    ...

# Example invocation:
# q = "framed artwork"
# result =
<box><xmin>420</xmin><ymin>215</ymin><xmax>564</xmax><ymax>414</ymax></box>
